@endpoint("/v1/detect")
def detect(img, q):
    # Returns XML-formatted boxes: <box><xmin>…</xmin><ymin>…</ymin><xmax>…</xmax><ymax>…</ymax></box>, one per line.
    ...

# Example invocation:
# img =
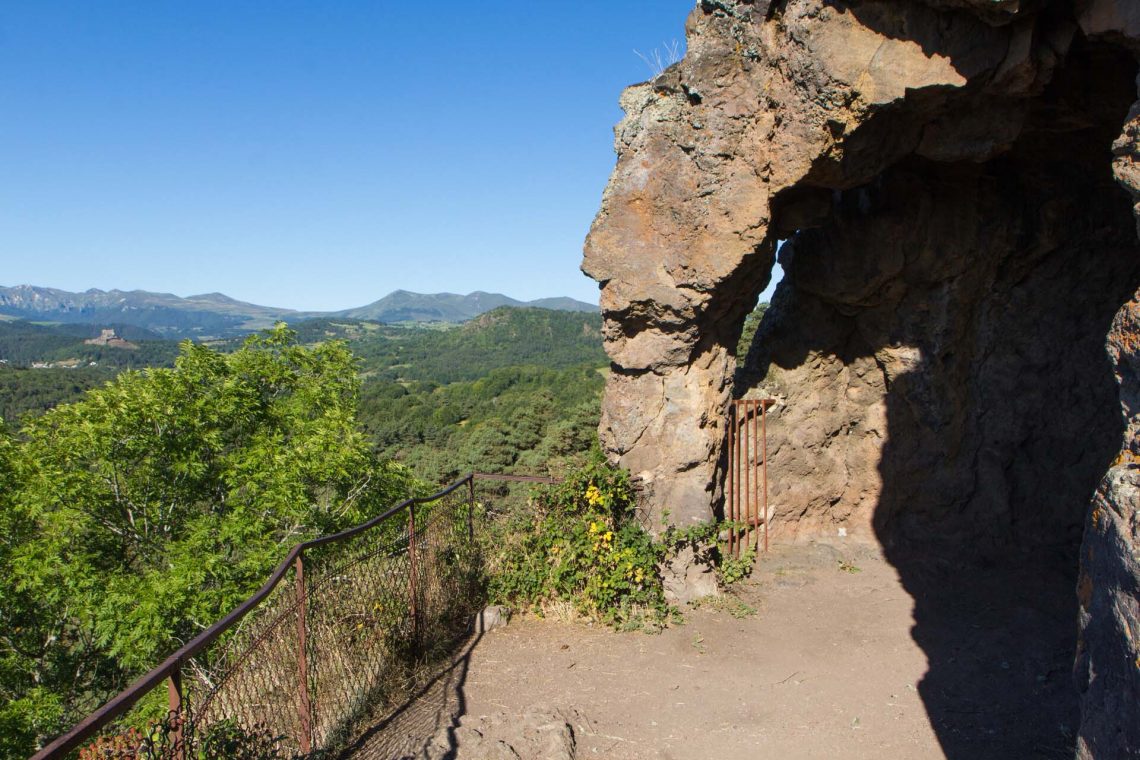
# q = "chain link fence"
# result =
<box><xmin>35</xmin><ymin>474</ymin><xmax>519</xmax><ymax>760</ymax></box>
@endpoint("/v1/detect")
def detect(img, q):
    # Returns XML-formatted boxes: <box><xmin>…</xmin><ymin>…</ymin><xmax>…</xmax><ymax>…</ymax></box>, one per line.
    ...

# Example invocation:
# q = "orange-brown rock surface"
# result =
<box><xmin>585</xmin><ymin>0</ymin><xmax>1140</xmax><ymax>756</ymax></box>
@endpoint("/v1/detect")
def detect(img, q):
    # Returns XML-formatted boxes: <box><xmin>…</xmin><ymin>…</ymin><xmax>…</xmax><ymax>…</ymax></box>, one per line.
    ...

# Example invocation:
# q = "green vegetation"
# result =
<box><xmin>0</xmin><ymin>327</ymin><xmax>412</xmax><ymax>756</ymax></box>
<box><xmin>736</xmin><ymin>301</ymin><xmax>768</xmax><ymax>366</ymax></box>
<box><xmin>360</xmin><ymin>365</ymin><xmax>603</xmax><ymax>481</ymax></box>
<box><xmin>485</xmin><ymin>453</ymin><xmax>673</xmax><ymax>630</ymax></box>
<box><xmin>0</xmin><ymin>307</ymin><xmax>608</xmax><ymax>755</ymax></box>
<box><xmin>0</xmin><ymin>366</ymin><xmax>118</xmax><ymax>423</ymax></box>
<box><xmin>297</xmin><ymin>308</ymin><xmax>607</xmax><ymax>483</ymax></box>
<box><xmin>0</xmin><ymin>320</ymin><xmax>181</xmax><ymax>424</ymax></box>
<box><xmin>293</xmin><ymin>307</ymin><xmax>605</xmax><ymax>384</ymax></box>
<box><xmin>0</xmin><ymin>309</ymin><xmax>608</xmax><ymax>482</ymax></box>
<box><xmin>0</xmin><ymin>320</ymin><xmax>179</xmax><ymax>368</ymax></box>
<box><xmin>482</xmin><ymin>456</ymin><xmax>762</xmax><ymax>632</ymax></box>
<box><xmin>717</xmin><ymin>548</ymin><xmax>756</xmax><ymax>585</ymax></box>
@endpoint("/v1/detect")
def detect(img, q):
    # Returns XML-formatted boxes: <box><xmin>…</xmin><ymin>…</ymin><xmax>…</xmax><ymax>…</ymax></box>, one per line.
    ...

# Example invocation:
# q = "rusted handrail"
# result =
<box><xmin>33</xmin><ymin>471</ymin><xmax>555</xmax><ymax>760</ymax></box>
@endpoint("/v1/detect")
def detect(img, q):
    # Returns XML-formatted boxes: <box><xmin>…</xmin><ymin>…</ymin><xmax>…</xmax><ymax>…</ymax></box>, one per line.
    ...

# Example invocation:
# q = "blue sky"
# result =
<box><xmin>1</xmin><ymin>2</ymin><xmax>783</xmax><ymax>311</ymax></box>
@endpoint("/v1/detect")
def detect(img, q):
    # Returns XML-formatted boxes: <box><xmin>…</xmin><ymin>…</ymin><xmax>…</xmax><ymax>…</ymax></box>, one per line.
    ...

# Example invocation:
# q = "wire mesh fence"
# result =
<box><xmin>34</xmin><ymin>474</ymin><xmax>507</xmax><ymax>760</ymax></box>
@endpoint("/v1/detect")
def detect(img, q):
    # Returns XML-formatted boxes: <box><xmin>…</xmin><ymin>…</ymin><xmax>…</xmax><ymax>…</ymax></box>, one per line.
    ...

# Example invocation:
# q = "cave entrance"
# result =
<box><xmin>732</xmin><ymin>34</ymin><xmax>1140</xmax><ymax>759</ymax></box>
<box><xmin>736</xmin><ymin>34</ymin><xmax>1139</xmax><ymax>561</ymax></box>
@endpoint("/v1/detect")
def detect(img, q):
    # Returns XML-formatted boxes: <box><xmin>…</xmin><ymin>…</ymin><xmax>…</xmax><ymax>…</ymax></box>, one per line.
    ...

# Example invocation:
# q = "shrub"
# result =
<box><xmin>484</xmin><ymin>453</ymin><xmax>759</xmax><ymax>629</ymax></box>
<box><xmin>485</xmin><ymin>452</ymin><xmax>671</xmax><ymax>629</ymax></box>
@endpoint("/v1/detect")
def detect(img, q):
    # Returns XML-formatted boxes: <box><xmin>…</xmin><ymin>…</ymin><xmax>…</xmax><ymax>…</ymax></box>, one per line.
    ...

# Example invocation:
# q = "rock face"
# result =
<box><xmin>1075</xmin><ymin>289</ymin><xmax>1140</xmax><ymax>759</ymax></box>
<box><xmin>584</xmin><ymin>0</ymin><xmax>1132</xmax><ymax>530</ymax></box>
<box><xmin>747</xmin><ymin>119</ymin><xmax>1139</xmax><ymax>551</ymax></box>
<box><xmin>584</xmin><ymin>0</ymin><xmax>1140</xmax><ymax>756</ymax></box>
<box><xmin>1076</xmin><ymin>460</ymin><xmax>1140</xmax><ymax>758</ymax></box>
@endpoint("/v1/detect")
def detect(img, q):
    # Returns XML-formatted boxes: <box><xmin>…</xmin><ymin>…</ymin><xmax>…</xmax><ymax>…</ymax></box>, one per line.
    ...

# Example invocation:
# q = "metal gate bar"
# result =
<box><xmin>726</xmin><ymin>398</ymin><xmax>773</xmax><ymax>557</ymax></box>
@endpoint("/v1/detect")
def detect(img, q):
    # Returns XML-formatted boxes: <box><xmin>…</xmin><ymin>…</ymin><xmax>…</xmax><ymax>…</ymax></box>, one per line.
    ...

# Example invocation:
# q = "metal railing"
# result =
<box><xmin>33</xmin><ymin>472</ymin><xmax>556</xmax><ymax>760</ymax></box>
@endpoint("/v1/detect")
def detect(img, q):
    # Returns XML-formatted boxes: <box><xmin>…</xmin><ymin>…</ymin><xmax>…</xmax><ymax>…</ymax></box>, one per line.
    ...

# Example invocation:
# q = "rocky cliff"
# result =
<box><xmin>584</xmin><ymin>0</ymin><xmax>1140</xmax><ymax>756</ymax></box>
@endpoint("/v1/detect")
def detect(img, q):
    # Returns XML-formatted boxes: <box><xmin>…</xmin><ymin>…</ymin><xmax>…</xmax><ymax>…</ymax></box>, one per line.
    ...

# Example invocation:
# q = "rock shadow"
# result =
<box><xmin>737</xmin><ymin>37</ymin><xmax>1140</xmax><ymax>759</ymax></box>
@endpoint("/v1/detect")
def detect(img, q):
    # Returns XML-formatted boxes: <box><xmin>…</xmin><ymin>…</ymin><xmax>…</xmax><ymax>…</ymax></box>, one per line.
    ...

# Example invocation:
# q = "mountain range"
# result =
<box><xmin>0</xmin><ymin>285</ymin><xmax>597</xmax><ymax>338</ymax></box>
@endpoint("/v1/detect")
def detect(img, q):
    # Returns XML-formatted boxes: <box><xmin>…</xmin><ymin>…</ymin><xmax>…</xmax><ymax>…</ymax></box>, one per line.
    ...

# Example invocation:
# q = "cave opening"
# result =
<box><xmin>733</xmin><ymin>33</ymin><xmax>1140</xmax><ymax>758</ymax></box>
<box><xmin>739</xmin><ymin>33</ymin><xmax>1139</xmax><ymax>559</ymax></box>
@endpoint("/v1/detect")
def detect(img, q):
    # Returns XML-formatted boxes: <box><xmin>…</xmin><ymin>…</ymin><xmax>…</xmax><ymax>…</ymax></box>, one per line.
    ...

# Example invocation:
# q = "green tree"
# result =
<box><xmin>0</xmin><ymin>419</ymin><xmax>69</xmax><ymax>758</ymax></box>
<box><xmin>736</xmin><ymin>301</ymin><xmax>768</xmax><ymax>367</ymax></box>
<box><xmin>1</xmin><ymin>325</ymin><xmax>412</xmax><ymax>755</ymax></box>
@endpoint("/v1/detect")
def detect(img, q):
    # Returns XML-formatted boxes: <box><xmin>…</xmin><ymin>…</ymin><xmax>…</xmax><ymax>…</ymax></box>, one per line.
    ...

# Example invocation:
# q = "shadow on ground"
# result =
<box><xmin>337</xmin><ymin>631</ymin><xmax>481</xmax><ymax>760</ymax></box>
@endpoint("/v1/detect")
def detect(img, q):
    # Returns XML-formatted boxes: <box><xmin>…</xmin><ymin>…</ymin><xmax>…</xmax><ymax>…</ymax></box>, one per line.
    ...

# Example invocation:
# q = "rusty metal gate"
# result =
<box><xmin>726</xmin><ymin>398</ymin><xmax>773</xmax><ymax>557</ymax></box>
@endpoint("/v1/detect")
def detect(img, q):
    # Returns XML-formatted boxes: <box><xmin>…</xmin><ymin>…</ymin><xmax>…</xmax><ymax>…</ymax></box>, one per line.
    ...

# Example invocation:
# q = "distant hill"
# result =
<box><xmin>0</xmin><ymin>285</ymin><xmax>295</xmax><ymax>338</ymax></box>
<box><xmin>334</xmin><ymin>290</ymin><xmax>597</xmax><ymax>323</ymax></box>
<box><xmin>0</xmin><ymin>285</ymin><xmax>598</xmax><ymax>338</ymax></box>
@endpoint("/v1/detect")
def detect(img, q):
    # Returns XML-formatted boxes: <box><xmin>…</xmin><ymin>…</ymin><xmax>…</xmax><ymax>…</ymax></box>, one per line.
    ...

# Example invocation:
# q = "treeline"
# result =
<box><xmin>360</xmin><ymin>364</ymin><xmax>605</xmax><ymax>482</ymax></box>
<box><xmin>0</xmin><ymin>366</ymin><xmax>117</xmax><ymax>423</ymax></box>
<box><xmin>293</xmin><ymin>307</ymin><xmax>605</xmax><ymax>384</ymax></box>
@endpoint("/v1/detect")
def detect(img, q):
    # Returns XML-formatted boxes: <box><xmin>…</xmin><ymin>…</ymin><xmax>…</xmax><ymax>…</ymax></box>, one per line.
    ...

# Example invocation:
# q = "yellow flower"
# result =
<box><xmin>585</xmin><ymin>484</ymin><xmax>603</xmax><ymax>506</ymax></box>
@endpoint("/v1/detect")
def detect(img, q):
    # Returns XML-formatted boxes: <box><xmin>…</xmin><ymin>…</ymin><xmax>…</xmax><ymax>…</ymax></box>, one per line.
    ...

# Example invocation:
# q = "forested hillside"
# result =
<box><xmin>0</xmin><ymin>320</ymin><xmax>179</xmax><ymax>368</ymax></box>
<box><xmin>294</xmin><ymin>307</ymin><xmax>604</xmax><ymax>384</ymax></box>
<box><xmin>0</xmin><ymin>321</ymin><xmax>180</xmax><ymax>422</ymax></box>
<box><xmin>0</xmin><ymin>367</ymin><xmax>117</xmax><ymax>424</ymax></box>
<box><xmin>0</xmin><ymin>307</ymin><xmax>609</xmax><ymax>480</ymax></box>
<box><xmin>360</xmin><ymin>364</ymin><xmax>604</xmax><ymax>481</ymax></box>
<box><xmin>299</xmin><ymin>308</ymin><xmax>607</xmax><ymax>482</ymax></box>
<box><xmin>0</xmin><ymin>308</ymin><xmax>603</xmax><ymax>380</ymax></box>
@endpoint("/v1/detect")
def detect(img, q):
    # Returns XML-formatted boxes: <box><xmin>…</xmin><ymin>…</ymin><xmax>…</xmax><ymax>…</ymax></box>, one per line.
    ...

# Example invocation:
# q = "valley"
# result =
<box><xmin>0</xmin><ymin>304</ymin><xmax>608</xmax><ymax>486</ymax></box>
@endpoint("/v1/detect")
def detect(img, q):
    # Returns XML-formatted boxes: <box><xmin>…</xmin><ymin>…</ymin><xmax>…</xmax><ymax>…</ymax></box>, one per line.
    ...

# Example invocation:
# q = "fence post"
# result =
<box><xmin>295</xmin><ymin>552</ymin><xmax>313</xmax><ymax>753</ymax></box>
<box><xmin>408</xmin><ymin>502</ymin><xmax>419</xmax><ymax>648</ymax></box>
<box><xmin>168</xmin><ymin>664</ymin><xmax>184</xmax><ymax>760</ymax></box>
<box><xmin>467</xmin><ymin>476</ymin><xmax>475</xmax><ymax>543</ymax></box>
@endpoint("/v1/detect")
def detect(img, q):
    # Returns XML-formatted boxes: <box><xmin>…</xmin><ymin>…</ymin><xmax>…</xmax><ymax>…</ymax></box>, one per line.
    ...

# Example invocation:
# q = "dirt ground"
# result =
<box><xmin>342</xmin><ymin>541</ymin><xmax>1078</xmax><ymax>760</ymax></box>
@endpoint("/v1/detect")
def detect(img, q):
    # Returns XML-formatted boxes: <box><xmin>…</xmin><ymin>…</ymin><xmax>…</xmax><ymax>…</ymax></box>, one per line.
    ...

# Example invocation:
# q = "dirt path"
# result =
<box><xmin>343</xmin><ymin>541</ymin><xmax>1076</xmax><ymax>759</ymax></box>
